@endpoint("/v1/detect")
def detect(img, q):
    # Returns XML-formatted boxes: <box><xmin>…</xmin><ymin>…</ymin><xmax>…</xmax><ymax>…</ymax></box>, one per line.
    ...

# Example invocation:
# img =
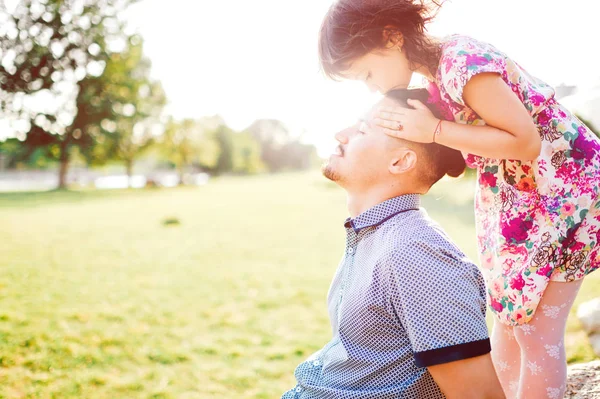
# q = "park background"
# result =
<box><xmin>1</xmin><ymin>0</ymin><xmax>599</xmax><ymax>398</ymax></box>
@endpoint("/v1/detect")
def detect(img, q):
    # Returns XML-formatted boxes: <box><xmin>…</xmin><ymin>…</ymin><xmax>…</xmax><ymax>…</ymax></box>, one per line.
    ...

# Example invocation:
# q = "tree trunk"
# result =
<box><xmin>178</xmin><ymin>162</ymin><xmax>185</xmax><ymax>186</ymax></box>
<box><xmin>125</xmin><ymin>158</ymin><xmax>134</xmax><ymax>188</ymax></box>
<box><xmin>57</xmin><ymin>140</ymin><xmax>70</xmax><ymax>190</ymax></box>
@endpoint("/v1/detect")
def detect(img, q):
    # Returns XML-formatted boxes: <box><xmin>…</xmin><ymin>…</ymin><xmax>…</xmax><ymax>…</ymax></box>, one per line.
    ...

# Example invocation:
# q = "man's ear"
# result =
<box><xmin>382</xmin><ymin>26</ymin><xmax>404</xmax><ymax>49</ymax></box>
<box><xmin>389</xmin><ymin>148</ymin><xmax>417</xmax><ymax>175</ymax></box>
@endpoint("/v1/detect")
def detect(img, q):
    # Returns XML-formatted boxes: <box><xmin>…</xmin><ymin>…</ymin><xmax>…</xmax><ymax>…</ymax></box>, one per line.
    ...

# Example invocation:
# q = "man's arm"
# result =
<box><xmin>387</xmin><ymin>238</ymin><xmax>504</xmax><ymax>398</ymax></box>
<box><xmin>427</xmin><ymin>353</ymin><xmax>506</xmax><ymax>399</ymax></box>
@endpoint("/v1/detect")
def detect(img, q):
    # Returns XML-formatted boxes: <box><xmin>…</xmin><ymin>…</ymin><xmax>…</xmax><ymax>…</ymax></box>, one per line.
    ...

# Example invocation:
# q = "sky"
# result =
<box><xmin>124</xmin><ymin>0</ymin><xmax>599</xmax><ymax>156</ymax></box>
<box><xmin>4</xmin><ymin>0</ymin><xmax>599</xmax><ymax>155</ymax></box>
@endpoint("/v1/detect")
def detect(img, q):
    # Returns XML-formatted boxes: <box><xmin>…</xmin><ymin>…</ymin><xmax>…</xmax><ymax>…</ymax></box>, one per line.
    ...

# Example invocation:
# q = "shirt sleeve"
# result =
<box><xmin>438</xmin><ymin>36</ymin><xmax>507</xmax><ymax>107</ymax></box>
<box><xmin>387</xmin><ymin>234</ymin><xmax>491</xmax><ymax>368</ymax></box>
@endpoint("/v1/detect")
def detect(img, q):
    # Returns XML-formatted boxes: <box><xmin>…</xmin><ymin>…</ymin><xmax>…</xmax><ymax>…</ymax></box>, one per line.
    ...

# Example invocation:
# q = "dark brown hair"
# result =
<box><xmin>386</xmin><ymin>88</ymin><xmax>465</xmax><ymax>184</ymax></box>
<box><xmin>319</xmin><ymin>0</ymin><xmax>443</xmax><ymax>80</ymax></box>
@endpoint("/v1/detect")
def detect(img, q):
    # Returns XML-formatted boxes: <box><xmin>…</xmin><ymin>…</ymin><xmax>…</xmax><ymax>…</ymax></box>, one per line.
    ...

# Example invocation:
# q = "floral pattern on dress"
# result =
<box><xmin>428</xmin><ymin>35</ymin><xmax>600</xmax><ymax>326</ymax></box>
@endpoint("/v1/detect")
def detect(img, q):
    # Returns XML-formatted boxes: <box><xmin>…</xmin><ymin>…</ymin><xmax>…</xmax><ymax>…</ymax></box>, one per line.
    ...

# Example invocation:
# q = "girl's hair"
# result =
<box><xmin>386</xmin><ymin>88</ymin><xmax>466</xmax><ymax>182</ymax></box>
<box><xmin>319</xmin><ymin>0</ymin><xmax>443</xmax><ymax>80</ymax></box>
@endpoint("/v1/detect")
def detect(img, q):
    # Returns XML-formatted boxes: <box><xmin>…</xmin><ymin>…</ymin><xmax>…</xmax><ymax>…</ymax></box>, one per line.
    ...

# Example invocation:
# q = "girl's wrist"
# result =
<box><xmin>432</xmin><ymin>119</ymin><xmax>443</xmax><ymax>143</ymax></box>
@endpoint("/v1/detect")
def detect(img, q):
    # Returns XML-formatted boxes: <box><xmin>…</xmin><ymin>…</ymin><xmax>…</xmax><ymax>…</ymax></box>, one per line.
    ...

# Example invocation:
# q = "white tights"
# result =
<box><xmin>490</xmin><ymin>280</ymin><xmax>583</xmax><ymax>399</ymax></box>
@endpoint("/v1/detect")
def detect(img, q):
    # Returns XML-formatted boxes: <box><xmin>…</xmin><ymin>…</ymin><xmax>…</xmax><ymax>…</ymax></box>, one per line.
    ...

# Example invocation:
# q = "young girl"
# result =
<box><xmin>318</xmin><ymin>1</ymin><xmax>600</xmax><ymax>398</ymax></box>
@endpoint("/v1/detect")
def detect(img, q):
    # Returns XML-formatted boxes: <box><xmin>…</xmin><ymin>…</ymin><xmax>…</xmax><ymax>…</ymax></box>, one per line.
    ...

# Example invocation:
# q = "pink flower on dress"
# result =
<box><xmin>482</xmin><ymin>252</ymin><xmax>495</xmax><ymax>269</ymax></box>
<box><xmin>561</xmin><ymin>203</ymin><xmax>576</xmax><ymax>217</ymax></box>
<box><xmin>490</xmin><ymin>278</ymin><xmax>504</xmax><ymax>296</ymax></box>
<box><xmin>465</xmin><ymin>54</ymin><xmax>491</xmax><ymax>67</ymax></box>
<box><xmin>570</xmin><ymin>241</ymin><xmax>585</xmax><ymax>251</ymax></box>
<box><xmin>490</xmin><ymin>298</ymin><xmax>504</xmax><ymax>312</ymax></box>
<box><xmin>514</xmin><ymin>308</ymin><xmax>528</xmax><ymax>322</ymax></box>
<box><xmin>465</xmin><ymin>154</ymin><xmax>483</xmax><ymax>168</ymax></box>
<box><xmin>536</xmin><ymin>264</ymin><xmax>553</xmax><ymax>277</ymax></box>
<box><xmin>426</xmin><ymin>82</ymin><xmax>455</xmax><ymax>121</ymax></box>
<box><xmin>502</xmin><ymin>217</ymin><xmax>534</xmax><ymax>243</ymax></box>
<box><xmin>444</xmin><ymin>57</ymin><xmax>454</xmax><ymax>74</ymax></box>
<box><xmin>505</xmin><ymin>244</ymin><xmax>529</xmax><ymax>259</ymax></box>
<box><xmin>529</xmin><ymin>92</ymin><xmax>546</xmax><ymax>107</ymax></box>
<box><xmin>480</xmin><ymin>172</ymin><xmax>497</xmax><ymax>188</ymax></box>
<box><xmin>572</xmin><ymin>132</ymin><xmax>600</xmax><ymax>161</ymax></box>
<box><xmin>509</xmin><ymin>274</ymin><xmax>526</xmax><ymax>291</ymax></box>
<box><xmin>537</xmin><ymin>109</ymin><xmax>551</xmax><ymax>125</ymax></box>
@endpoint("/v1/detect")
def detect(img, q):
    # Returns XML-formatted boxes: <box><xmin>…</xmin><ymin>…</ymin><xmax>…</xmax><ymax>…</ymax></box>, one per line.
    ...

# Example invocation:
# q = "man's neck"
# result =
<box><xmin>346</xmin><ymin>183</ymin><xmax>417</xmax><ymax>218</ymax></box>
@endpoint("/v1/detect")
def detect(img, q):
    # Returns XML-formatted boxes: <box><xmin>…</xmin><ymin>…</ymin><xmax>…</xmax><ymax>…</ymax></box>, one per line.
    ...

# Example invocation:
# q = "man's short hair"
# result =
<box><xmin>385</xmin><ymin>88</ymin><xmax>466</xmax><ymax>187</ymax></box>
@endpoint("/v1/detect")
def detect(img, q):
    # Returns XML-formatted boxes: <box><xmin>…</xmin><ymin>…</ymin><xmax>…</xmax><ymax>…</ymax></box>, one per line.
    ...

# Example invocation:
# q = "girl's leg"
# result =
<box><xmin>513</xmin><ymin>279</ymin><xmax>583</xmax><ymax>399</ymax></box>
<box><xmin>491</xmin><ymin>321</ymin><xmax>522</xmax><ymax>399</ymax></box>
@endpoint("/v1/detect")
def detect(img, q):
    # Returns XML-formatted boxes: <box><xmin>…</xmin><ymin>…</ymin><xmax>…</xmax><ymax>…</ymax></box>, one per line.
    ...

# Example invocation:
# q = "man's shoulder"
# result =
<box><xmin>375</xmin><ymin>209</ymin><xmax>451</xmax><ymax>247</ymax></box>
<box><xmin>374</xmin><ymin>210</ymin><xmax>476</xmax><ymax>272</ymax></box>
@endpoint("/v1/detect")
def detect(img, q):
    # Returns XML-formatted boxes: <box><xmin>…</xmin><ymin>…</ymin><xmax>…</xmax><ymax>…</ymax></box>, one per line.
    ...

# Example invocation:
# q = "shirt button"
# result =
<box><xmin>347</xmin><ymin>247</ymin><xmax>354</xmax><ymax>255</ymax></box>
<box><xmin>313</xmin><ymin>360</ymin><xmax>321</xmax><ymax>366</ymax></box>
<box><xmin>295</xmin><ymin>386</ymin><xmax>303</xmax><ymax>392</ymax></box>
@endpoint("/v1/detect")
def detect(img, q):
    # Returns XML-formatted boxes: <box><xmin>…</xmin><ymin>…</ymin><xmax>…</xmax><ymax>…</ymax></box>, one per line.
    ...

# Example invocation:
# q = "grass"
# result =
<box><xmin>0</xmin><ymin>172</ymin><xmax>598</xmax><ymax>398</ymax></box>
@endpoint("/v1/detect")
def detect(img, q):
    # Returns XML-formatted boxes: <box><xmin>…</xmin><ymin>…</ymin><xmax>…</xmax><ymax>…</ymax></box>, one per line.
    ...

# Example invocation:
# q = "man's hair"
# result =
<box><xmin>385</xmin><ymin>88</ymin><xmax>466</xmax><ymax>187</ymax></box>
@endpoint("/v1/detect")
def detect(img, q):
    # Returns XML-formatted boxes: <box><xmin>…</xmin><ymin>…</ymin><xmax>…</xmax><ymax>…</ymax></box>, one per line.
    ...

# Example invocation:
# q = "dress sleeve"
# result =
<box><xmin>438</xmin><ymin>36</ymin><xmax>507</xmax><ymax>107</ymax></box>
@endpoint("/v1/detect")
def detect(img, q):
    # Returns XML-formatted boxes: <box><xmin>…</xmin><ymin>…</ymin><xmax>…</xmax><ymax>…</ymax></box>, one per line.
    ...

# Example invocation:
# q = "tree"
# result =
<box><xmin>231</xmin><ymin>131</ymin><xmax>264</xmax><ymax>175</ymax></box>
<box><xmin>245</xmin><ymin>119</ymin><xmax>290</xmax><ymax>172</ymax></box>
<box><xmin>0</xmin><ymin>0</ymin><xmax>140</xmax><ymax>189</ymax></box>
<box><xmin>214</xmin><ymin>125</ymin><xmax>234</xmax><ymax>175</ymax></box>
<box><xmin>99</xmin><ymin>38</ymin><xmax>166</xmax><ymax>186</ymax></box>
<box><xmin>245</xmin><ymin>118</ymin><xmax>318</xmax><ymax>172</ymax></box>
<box><xmin>159</xmin><ymin>117</ymin><xmax>221</xmax><ymax>184</ymax></box>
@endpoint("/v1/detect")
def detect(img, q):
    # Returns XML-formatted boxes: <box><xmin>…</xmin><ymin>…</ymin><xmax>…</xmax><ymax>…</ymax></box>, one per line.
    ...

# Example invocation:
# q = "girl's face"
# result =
<box><xmin>342</xmin><ymin>46</ymin><xmax>414</xmax><ymax>94</ymax></box>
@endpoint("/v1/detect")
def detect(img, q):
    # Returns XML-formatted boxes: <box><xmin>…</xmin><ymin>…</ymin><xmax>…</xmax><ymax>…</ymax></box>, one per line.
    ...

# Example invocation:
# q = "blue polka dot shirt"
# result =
<box><xmin>282</xmin><ymin>194</ymin><xmax>490</xmax><ymax>398</ymax></box>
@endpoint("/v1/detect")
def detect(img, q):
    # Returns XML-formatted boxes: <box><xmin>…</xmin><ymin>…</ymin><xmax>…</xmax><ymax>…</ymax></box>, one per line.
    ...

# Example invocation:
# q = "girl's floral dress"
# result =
<box><xmin>428</xmin><ymin>35</ymin><xmax>600</xmax><ymax>326</ymax></box>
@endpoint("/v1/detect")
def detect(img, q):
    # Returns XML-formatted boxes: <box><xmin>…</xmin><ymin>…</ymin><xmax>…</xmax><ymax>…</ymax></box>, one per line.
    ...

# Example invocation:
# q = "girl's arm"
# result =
<box><xmin>375</xmin><ymin>73</ymin><xmax>542</xmax><ymax>161</ymax></box>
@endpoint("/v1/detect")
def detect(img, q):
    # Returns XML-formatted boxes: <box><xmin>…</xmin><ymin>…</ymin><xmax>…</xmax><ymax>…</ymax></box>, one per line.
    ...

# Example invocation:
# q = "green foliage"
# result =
<box><xmin>0</xmin><ymin>0</ymin><xmax>150</xmax><ymax>188</ymax></box>
<box><xmin>0</xmin><ymin>138</ymin><xmax>31</xmax><ymax>169</ymax></box>
<box><xmin>159</xmin><ymin>117</ymin><xmax>222</xmax><ymax>181</ymax></box>
<box><xmin>232</xmin><ymin>131</ymin><xmax>265</xmax><ymax>175</ymax></box>
<box><xmin>215</xmin><ymin>125</ymin><xmax>234</xmax><ymax>175</ymax></box>
<box><xmin>245</xmin><ymin>119</ymin><xmax>318</xmax><ymax>172</ymax></box>
<box><xmin>97</xmin><ymin>37</ymin><xmax>166</xmax><ymax>181</ymax></box>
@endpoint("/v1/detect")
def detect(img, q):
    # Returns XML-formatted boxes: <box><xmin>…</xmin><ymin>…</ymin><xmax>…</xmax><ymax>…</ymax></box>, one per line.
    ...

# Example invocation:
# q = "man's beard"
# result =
<box><xmin>321</xmin><ymin>159</ymin><xmax>342</xmax><ymax>182</ymax></box>
<box><xmin>322</xmin><ymin>144</ymin><xmax>344</xmax><ymax>182</ymax></box>
<box><xmin>321</xmin><ymin>160</ymin><xmax>341</xmax><ymax>182</ymax></box>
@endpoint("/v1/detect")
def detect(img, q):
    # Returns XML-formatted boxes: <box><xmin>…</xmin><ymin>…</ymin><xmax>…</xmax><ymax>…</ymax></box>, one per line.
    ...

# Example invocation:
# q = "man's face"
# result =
<box><xmin>322</xmin><ymin>99</ymin><xmax>414</xmax><ymax>189</ymax></box>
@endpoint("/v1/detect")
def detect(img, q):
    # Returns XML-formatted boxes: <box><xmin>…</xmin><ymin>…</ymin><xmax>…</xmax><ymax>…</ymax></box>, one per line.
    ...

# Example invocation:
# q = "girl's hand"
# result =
<box><xmin>374</xmin><ymin>99</ymin><xmax>440</xmax><ymax>143</ymax></box>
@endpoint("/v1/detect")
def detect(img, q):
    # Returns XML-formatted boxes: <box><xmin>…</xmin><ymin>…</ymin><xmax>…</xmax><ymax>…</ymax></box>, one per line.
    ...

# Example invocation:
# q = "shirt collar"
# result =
<box><xmin>344</xmin><ymin>194</ymin><xmax>421</xmax><ymax>233</ymax></box>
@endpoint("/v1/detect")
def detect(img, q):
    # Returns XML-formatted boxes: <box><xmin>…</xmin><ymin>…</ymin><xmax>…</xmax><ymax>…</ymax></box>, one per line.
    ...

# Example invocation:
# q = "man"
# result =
<box><xmin>282</xmin><ymin>89</ymin><xmax>505</xmax><ymax>399</ymax></box>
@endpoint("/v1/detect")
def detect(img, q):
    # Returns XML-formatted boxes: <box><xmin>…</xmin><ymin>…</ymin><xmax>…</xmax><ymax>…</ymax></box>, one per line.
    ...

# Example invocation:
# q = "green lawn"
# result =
<box><xmin>0</xmin><ymin>172</ymin><xmax>598</xmax><ymax>398</ymax></box>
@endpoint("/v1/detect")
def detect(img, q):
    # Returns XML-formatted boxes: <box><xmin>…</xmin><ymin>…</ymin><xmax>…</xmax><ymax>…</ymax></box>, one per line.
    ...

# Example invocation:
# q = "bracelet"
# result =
<box><xmin>433</xmin><ymin>120</ymin><xmax>442</xmax><ymax>143</ymax></box>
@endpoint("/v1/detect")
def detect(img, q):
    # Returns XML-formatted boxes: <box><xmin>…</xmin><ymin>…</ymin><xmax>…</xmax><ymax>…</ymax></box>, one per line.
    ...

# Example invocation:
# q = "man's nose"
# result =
<box><xmin>334</xmin><ymin>127</ymin><xmax>352</xmax><ymax>143</ymax></box>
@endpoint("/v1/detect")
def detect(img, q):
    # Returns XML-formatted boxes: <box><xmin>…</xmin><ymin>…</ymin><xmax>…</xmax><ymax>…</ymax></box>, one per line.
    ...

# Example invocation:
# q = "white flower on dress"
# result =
<box><xmin>546</xmin><ymin>386</ymin><xmax>562</xmax><ymax>399</ymax></box>
<box><xmin>527</xmin><ymin>361</ymin><xmax>543</xmax><ymax>375</ymax></box>
<box><xmin>504</xmin><ymin>328</ymin><xmax>516</xmax><ymax>340</ymax></box>
<box><xmin>541</xmin><ymin>304</ymin><xmax>566</xmax><ymax>319</ymax></box>
<box><xmin>544</xmin><ymin>342</ymin><xmax>562</xmax><ymax>360</ymax></box>
<box><xmin>518</xmin><ymin>324</ymin><xmax>537</xmax><ymax>335</ymax></box>
<box><xmin>496</xmin><ymin>360</ymin><xmax>510</xmax><ymax>372</ymax></box>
